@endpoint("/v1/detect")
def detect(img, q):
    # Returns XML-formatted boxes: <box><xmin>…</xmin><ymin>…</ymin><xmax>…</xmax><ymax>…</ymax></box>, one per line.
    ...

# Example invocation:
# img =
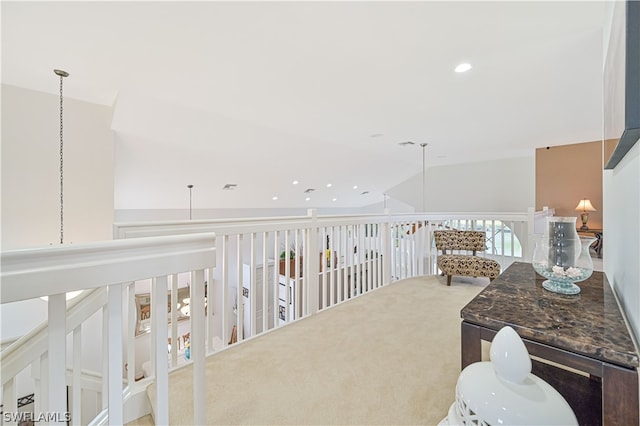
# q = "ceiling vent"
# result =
<box><xmin>304</xmin><ymin>188</ymin><xmax>315</xmax><ymax>193</ymax></box>
<box><xmin>222</xmin><ymin>183</ymin><xmax>237</xmax><ymax>190</ymax></box>
<box><xmin>361</xmin><ymin>191</ymin><xmax>369</xmax><ymax>195</ymax></box>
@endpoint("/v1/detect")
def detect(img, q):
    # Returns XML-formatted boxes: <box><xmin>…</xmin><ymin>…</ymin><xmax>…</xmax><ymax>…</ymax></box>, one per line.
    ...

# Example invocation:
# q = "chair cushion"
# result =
<box><xmin>434</xmin><ymin>230</ymin><xmax>487</xmax><ymax>252</ymax></box>
<box><xmin>437</xmin><ymin>254</ymin><xmax>501</xmax><ymax>279</ymax></box>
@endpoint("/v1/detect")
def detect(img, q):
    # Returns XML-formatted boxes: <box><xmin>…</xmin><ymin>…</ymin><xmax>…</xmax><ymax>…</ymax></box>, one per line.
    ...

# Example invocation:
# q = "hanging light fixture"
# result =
<box><xmin>41</xmin><ymin>69</ymin><xmax>82</xmax><ymax>302</ymax></box>
<box><xmin>187</xmin><ymin>184</ymin><xmax>194</xmax><ymax>220</ymax></box>
<box><xmin>420</xmin><ymin>143</ymin><xmax>428</xmax><ymax>212</ymax></box>
<box><xmin>54</xmin><ymin>69</ymin><xmax>69</xmax><ymax>244</ymax></box>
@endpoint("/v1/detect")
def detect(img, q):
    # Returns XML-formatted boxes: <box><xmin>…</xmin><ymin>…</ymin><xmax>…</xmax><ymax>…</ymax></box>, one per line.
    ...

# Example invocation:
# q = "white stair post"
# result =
<box><xmin>107</xmin><ymin>284</ymin><xmax>124</xmax><ymax>425</ymax></box>
<box><xmin>306</xmin><ymin>209</ymin><xmax>319</xmax><ymax>315</ymax></box>
<box><xmin>191</xmin><ymin>269</ymin><xmax>206</xmax><ymax>424</ymax></box>
<box><xmin>382</xmin><ymin>209</ymin><xmax>392</xmax><ymax>285</ymax></box>
<box><xmin>48</xmin><ymin>293</ymin><xmax>67</xmax><ymax>425</ymax></box>
<box><xmin>152</xmin><ymin>276</ymin><xmax>169</xmax><ymax>424</ymax></box>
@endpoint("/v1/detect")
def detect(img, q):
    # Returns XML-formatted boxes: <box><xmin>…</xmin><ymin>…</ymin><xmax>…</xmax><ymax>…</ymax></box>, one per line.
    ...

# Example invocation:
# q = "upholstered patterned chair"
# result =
<box><xmin>434</xmin><ymin>230</ymin><xmax>501</xmax><ymax>286</ymax></box>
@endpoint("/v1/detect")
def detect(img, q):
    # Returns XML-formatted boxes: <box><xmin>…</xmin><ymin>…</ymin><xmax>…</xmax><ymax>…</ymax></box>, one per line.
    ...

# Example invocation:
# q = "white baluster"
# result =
<box><xmin>170</xmin><ymin>274</ymin><xmax>178</xmax><ymax>367</ymax></box>
<box><xmin>236</xmin><ymin>234</ymin><xmax>244</xmax><ymax>342</ymax></box>
<box><xmin>107</xmin><ymin>284</ymin><xmax>123</xmax><ymax>425</ymax></box>
<box><xmin>39</xmin><ymin>352</ymin><xmax>49</xmax><ymax>414</ymax></box>
<box><xmin>367</xmin><ymin>224</ymin><xmax>373</xmax><ymax>290</ymax></box>
<box><xmin>342</xmin><ymin>225</ymin><xmax>348</xmax><ymax>301</ymax></box>
<box><xmin>31</xmin><ymin>357</ymin><xmax>42</xmax><ymax>419</ymax></box>
<box><xmin>398</xmin><ymin>223</ymin><xmax>404</xmax><ymax>279</ymax></box>
<box><xmin>510</xmin><ymin>221</ymin><xmax>516</xmax><ymax>257</ymax></box>
<box><xmin>262</xmin><ymin>232</ymin><xmax>268</xmax><ymax>333</ymax></box>
<box><xmin>306</xmin><ymin>209</ymin><xmax>319</xmax><ymax>315</ymax></box>
<box><xmin>294</xmin><ymin>229</ymin><xmax>301</xmax><ymax>319</ymax></box>
<box><xmin>330</xmin><ymin>225</ymin><xmax>336</xmax><ymax>305</ymax></box>
<box><xmin>222</xmin><ymin>235</ymin><xmax>229</xmax><ymax>346</ymax></box>
<box><xmin>127</xmin><ymin>283</ymin><xmax>136</xmax><ymax>386</ymax></box>
<box><xmin>284</xmin><ymin>230</ymin><xmax>290</xmax><ymax>320</ymax></box>
<box><xmin>152</xmin><ymin>276</ymin><xmax>169</xmax><ymax>425</ymax></box>
<box><xmin>272</xmin><ymin>231</ymin><xmax>279</xmax><ymax>327</ymax></box>
<box><xmin>48</xmin><ymin>293</ymin><xmax>66</xmax><ymax>425</ymax></box>
<box><xmin>250</xmin><ymin>232</ymin><xmax>257</xmax><ymax>336</ymax></box>
<box><xmin>382</xmin><ymin>220</ymin><xmax>391</xmax><ymax>285</ymax></box>
<box><xmin>191</xmin><ymin>269</ymin><xmax>206</xmax><ymax>425</ymax></box>
<box><xmin>101</xmin><ymin>306</ymin><xmax>108</xmax><ymax>410</ymax></box>
<box><xmin>72</xmin><ymin>325</ymin><xmax>82</xmax><ymax>426</ymax></box>
<box><xmin>207</xmin><ymin>267</ymin><xmax>215</xmax><ymax>353</ymax></box>
<box><xmin>321</xmin><ymin>226</ymin><xmax>327</xmax><ymax>309</ymax></box>
<box><xmin>374</xmin><ymin>223</ymin><xmax>380</xmax><ymax>287</ymax></box>
<box><xmin>426</xmin><ymin>222</ymin><xmax>433</xmax><ymax>275</ymax></box>
<box><xmin>3</xmin><ymin>378</ymin><xmax>17</xmax><ymax>425</ymax></box>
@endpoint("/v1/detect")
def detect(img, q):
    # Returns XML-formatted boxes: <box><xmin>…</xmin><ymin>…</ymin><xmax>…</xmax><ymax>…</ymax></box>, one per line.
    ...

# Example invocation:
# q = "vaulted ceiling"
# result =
<box><xmin>2</xmin><ymin>1</ymin><xmax>608</xmax><ymax>209</ymax></box>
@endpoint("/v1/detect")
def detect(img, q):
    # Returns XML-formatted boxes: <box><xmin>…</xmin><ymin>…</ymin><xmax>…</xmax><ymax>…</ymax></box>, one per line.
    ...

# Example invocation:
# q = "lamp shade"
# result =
<box><xmin>575</xmin><ymin>199</ymin><xmax>596</xmax><ymax>212</ymax></box>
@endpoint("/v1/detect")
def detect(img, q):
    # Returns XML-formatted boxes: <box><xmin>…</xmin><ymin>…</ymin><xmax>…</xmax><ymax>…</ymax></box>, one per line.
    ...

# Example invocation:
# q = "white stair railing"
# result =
<box><xmin>1</xmin><ymin>233</ymin><xmax>216</xmax><ymax>425</ymax></box>
<box><xmin>113</xmin><ymin>211</ymin><xmax>532</xmax><ymax>349</ymax></box>
<box><xmin>1</xmin><ymin>210</ymin><xmax>538</xmax><ymax>424</ymax></box>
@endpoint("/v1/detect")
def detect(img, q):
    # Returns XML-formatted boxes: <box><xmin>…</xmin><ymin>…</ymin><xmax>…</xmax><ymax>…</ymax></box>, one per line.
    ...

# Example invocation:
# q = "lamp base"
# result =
<box><xmin>579</xmin><ymin>212</ymin><xmax>589</xmax><ymax>230</ymax></box>
<box><xmin>542</xmin><ymin>279</ymin><xmax>581</xmax><ymax>295</ymax></box>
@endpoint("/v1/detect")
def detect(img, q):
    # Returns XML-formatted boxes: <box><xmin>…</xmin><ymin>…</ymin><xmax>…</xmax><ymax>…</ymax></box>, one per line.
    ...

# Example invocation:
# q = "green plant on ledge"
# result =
<box><xmin>279</xmin><ymin>244</ymin><xmax>302</xmax><ymax>278</ymax></box>
<box><xmin>280</xmin><ymin>244</ymin><xmax>297</xmax><ymax>260</ymax></box>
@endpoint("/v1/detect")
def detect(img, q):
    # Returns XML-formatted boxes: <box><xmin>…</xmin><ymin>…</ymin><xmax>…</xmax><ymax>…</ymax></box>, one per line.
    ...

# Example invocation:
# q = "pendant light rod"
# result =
<box><xmin>420</xmin><ymin>143</ymin><xmax>428</xmax><ymax>212</ymax></box>
<box><xmin>188</xmin><ymin>185</ymin><xmax>194</xmax><ymax>220</ymax></box>
<box><xmin>54</xmin><ymin>69</ymin><xmax>69</xmax><ymax>244</ymax></box>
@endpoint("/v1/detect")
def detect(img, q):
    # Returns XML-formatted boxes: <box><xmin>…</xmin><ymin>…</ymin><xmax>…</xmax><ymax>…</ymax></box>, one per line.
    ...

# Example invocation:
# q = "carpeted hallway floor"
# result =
<box><xmin>138</xmin><ymin>274</ymin><xmax>487</xmax><ymax>425</ymax></box>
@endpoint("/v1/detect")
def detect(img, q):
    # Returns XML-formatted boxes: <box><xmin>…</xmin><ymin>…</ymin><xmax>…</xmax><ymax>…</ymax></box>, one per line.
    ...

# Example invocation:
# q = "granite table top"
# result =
<box><xmin>461</xmin><ymin>261</ymin><xmax>639</xmax><ymax>368</ymax></box>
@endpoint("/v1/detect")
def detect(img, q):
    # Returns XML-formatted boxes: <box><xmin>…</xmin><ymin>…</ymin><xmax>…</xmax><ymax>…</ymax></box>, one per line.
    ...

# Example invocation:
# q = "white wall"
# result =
<box><xmin>385</xmin><ymin>156</ymin><xmax>535</xmax><ymax>212</ymax></box>
<box><xmin>601</xmin><ymin>0</ymin><xmax>639</xmax><ymax>347</ymax></box>
<box><xmin>1</xmin><ymin>84</ymin><xmax>114</xmax><ymax>249</ymax></box>
<box><xmin>603</xmin><ymin>140</ymin><xmax>640</xmax><ymax>344</ymax></box>
<box><xmin>1</xmin><ymin>85</ymin><xmax>114</xmax><ymax>388</ymax></box>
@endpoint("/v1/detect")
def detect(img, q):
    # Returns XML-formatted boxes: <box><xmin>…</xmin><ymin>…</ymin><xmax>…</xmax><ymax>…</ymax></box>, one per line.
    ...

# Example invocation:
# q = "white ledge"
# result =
<box><xmin>1</xmin><ymin>233</ymin><xmax>216</xmax><ymax>304</ymax></box>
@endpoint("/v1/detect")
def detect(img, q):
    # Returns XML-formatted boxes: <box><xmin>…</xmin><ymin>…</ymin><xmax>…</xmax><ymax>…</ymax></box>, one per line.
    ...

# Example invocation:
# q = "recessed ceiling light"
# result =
<box><xmin>353</xmin><ymin>185</ymin><xmax>358</xmax><ymax>190</ymax></box>
<box><xmin>326</xmin><ymin>183</ymin><xmax>332</xmax><ymax>188</ymax></box>
<box><xmin>305</xmin><ymin>197</ymin><xmax>311</xmax><ymax>201</ymax></box>
<box><xmin>292</xmin><ymin>180</ymin><xmax>299</xmax><ymax>185</ymax></box>
<box><xmin>332</xmin><ymin>198</ymin><xmax>337</xmax><ymax>202</ymax></box>
<box><xmin>272</xmin><ymin>196</ymin><xmax>278</xmax><ymax>200</ymax></box>
<box><xmin>455</xmin><ymin>63</ymin><xmax>472</xmax><ymax>73</ymax></box>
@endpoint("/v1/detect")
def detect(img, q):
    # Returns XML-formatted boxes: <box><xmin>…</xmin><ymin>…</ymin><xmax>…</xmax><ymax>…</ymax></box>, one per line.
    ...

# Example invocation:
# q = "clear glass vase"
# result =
<box><xmin>532</xmin><ymin>217</ymin><xmax>596</xmax><ymax>295</ymax></box>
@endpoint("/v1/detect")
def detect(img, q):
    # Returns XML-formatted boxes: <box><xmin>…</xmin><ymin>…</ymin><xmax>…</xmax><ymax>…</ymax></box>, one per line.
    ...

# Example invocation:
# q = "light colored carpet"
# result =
<box><xmin>145</xmin><ymin>275</ymin><xmax>487</xmax><ymax>425</ymax></box>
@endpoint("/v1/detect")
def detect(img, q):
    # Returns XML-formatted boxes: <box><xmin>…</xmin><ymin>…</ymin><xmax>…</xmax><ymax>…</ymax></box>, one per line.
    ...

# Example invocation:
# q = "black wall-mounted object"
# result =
<box><xmin>605</xmin><ymin>0</ymin><xmax>640</xmax><ymax>169</ymax></box>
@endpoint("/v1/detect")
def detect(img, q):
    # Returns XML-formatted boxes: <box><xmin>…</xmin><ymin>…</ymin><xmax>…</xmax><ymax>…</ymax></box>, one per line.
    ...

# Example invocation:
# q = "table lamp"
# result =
<box><xmin>575</xmin><ymin>199</ymin><xmax>596</xmax><ymax>230</ymax></box>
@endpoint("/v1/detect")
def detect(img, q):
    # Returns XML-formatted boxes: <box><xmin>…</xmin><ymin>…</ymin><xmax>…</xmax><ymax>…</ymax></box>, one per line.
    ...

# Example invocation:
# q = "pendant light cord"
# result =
<box><xmin>421</xmin><ymin>143</ymin><xmax>428</xmax><ymax>212</ymax></box>
<box><xmin>55</xmin><ymin>69</ymin><xmax>69</xmax><ymax>244</ymax></box>
<box><xmin>59</xmin><ymin>74</ymin><xmax>64</xmax><ymax>244</ymax></box>
<box><xmin>188</xmin><ymin>184</ymin><xmax>194</xmax><ymax>220</ymax></box>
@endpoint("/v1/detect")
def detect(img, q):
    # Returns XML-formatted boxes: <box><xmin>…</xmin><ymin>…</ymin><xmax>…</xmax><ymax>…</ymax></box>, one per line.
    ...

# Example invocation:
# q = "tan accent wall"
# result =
<box><xmin>535</xmin><ymin>141</ymin><xmax>603</xmax><ymax>229</ymax></box>
<box><xmin>604</xmin><ymin>138</ymin><xmax>618</xmax><ymax>166</ymax></box>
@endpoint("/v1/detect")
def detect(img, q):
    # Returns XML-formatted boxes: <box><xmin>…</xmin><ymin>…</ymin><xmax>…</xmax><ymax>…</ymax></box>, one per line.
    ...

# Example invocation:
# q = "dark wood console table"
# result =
<box><xmin>461</xmin><ymin>262</ymin><xmax>639</xmax><ymax>425</ymax></box>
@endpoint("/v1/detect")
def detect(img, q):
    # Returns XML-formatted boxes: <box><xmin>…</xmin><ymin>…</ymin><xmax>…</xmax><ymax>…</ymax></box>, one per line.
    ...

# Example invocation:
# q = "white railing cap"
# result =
<box><xmin>1</xmin><ymin>233</ymin><xmax>216</xmax><ymax>304</ymax></box>
<box><xmin>114</xmin><ymin>212</ymin><xmax>532</xmax><ymax>239</ymax></box>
